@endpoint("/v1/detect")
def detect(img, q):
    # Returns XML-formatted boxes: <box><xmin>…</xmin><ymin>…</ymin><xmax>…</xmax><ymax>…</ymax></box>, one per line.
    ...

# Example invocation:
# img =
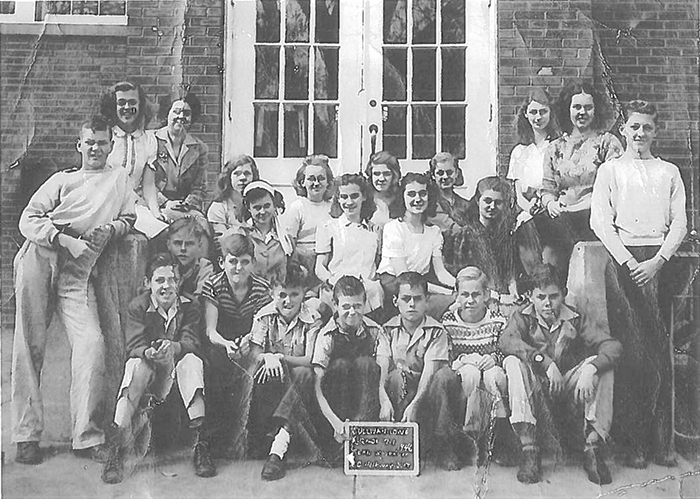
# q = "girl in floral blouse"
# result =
<box><xmin>540</xmin><ymin>81</ymin><xmax>623</xmax><ymax>276</ymax></box>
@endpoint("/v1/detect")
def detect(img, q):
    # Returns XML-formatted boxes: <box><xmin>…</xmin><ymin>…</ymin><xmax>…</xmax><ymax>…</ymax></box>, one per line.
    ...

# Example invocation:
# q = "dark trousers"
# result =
<box><xmin>385</xmin><ymin>366</ymin><xmax>464</xmax><ymax>441</ymax></box>
<box><xmin>273</xmin><ymin>357</ymin><xmax>380</xmax><ymax>466</ymax></box>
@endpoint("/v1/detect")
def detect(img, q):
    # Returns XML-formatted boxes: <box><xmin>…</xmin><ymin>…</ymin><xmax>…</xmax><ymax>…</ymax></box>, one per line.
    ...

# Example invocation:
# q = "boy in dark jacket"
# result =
<box><xmin>499</xmin><ymin>264</ymin><xmax>622</xmax><ymax>485</ymax></box>
<box><xmin>102</xmin><ymin>253</ymin><xmax>216</xmax><ymax>483</ymax></box>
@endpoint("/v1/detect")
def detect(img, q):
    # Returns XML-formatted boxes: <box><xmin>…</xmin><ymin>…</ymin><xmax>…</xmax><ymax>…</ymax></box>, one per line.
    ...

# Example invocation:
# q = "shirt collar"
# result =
<box><xmin>112</xmin><ymin>125</ymin><xmax>145</xmax><ymax>139</ymax></box>
<box><xmin>339</xmin><ymin>213</ymin><xmax>370</xmax><ymax>230</ymax></box>
<box><xmin>522</xmin><ymin>302</ymin><xmax>579</xmax><ymax>331</ymax></box>
<box><xmin>147</xmin><ymin>293</ymin><xmax>190</xmax><ymax>314</ymax></box>
<box><xmin>384</xmin><ymin>314</ymin><xmax>441</xmax><ymax>349</ymax></box>
<box><xmin>257</xmin><ymin>300</ymin><xmax>319</xmax><ymax>325</ymax></box>
<box><xmin>322</xmin><ymin>316</ymin><xmax>370</xmax><ymax>338</ymax></box>
<box><xmin>155</xmin><ymin>127</ymin><xmax>198</xmax><ymax>146</ymax></box>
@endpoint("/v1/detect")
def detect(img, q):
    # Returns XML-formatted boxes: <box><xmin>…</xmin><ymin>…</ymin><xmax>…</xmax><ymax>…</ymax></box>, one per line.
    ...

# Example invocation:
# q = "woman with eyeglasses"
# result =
<box><xmin>283</xmin><ymin>155</ymin><xmax>334</xmax><ymax>276</ymax></box>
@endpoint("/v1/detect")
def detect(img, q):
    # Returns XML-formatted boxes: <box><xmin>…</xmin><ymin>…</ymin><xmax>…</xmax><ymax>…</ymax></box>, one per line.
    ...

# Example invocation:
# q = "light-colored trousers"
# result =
<box><xmin>114</xmin><ymin>354</ymin><xmax>205</xmax><ymax>427</ymax></box>
<box><xmin>456</xmin><ymin>362</ymin><xmax>508</xmax><ymax>434</ymax></box>
<box><xmin>503</xmin><ymin>355</ymin><xmax>614</xmax><ymax>440</ymax></box>
<box><xmin>12</xmin><ymin>242</ymin><xmax>106</xmax><ymax>449</ymax></box>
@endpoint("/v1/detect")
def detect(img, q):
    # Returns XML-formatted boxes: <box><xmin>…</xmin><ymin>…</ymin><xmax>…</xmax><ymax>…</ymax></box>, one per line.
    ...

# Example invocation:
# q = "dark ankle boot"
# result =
<box><xmin>101</xmin><ymin>442</ymin><xmax>125</xmax><ymax>484</ymax></box>
<box><xmin>583</xmin><ymin>445</ymin><xmax>612</xmax><ymax>485</ymax></box>
<box><xmin>517</xmin><ymin>445</ymin><xmax>541</xmax><ymax>484</ymax></box>
<box><xmin>192</xmin><ymin>429</ymin><xmax>217</xmax><ymax>478</ymax></box>
<box><xmin>435</xmin><ymin>436</ymin><xmax>461</xmax><ymax>471</ymax></box>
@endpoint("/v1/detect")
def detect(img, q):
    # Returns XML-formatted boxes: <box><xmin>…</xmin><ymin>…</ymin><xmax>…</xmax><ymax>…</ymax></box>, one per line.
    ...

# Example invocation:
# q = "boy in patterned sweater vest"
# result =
<box><xmin>441</xmin><ymin>267</ymin><xmax>509</xmax><ymax>462</ymax></box>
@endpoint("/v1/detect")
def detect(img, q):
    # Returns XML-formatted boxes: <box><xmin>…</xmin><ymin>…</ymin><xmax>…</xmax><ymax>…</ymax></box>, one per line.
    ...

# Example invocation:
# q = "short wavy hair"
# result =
<box><xmin>516</xmin><ymin>87</ymin><xmax>559</xmax><ymax>145</ymax></box>
<box><xmin>364</xmin><ymin>151</ymin><xmax>402</xmax><ymax>194</ymax></box>
<box><xmin>330</xmin><ymin>173</ymin><xmax>377</xmax><ymax>222</ymax></box>
<box><xmin>556</xmin><ymin>80</ymin><xmax>609</xmax><ymax>134</ymax></box>
<box><xmin>158</xmin><ymin>91</ymin><xmax>202</xmax><ymax>125</ymax></box>
<box><xmin>99</xmin><ymin>81</ymin><xmax>153</xmax><ymax>128</ymax></box>
<box><xmin>215</xmin><ymin>155</ymin><xmax>261</xmax><ymax>202</ymax></box>
<box><xmin>622</xmin><ymin>99</ymin><xmax>659</xmax><ymax>125</ymax></box>
<box><xmin>333</xmin><ymin>275</ymin><xmax>366</xmax><ymax>303</ymax></box>
<box><xmin>292</xmin><ymin>154</ymin><xmax>335</xmax><ymax>200</ymax></box>
<box><xmin>397</xmin><ymin>172</ymin><xmax>438</xmax><ymax>221</ymax></box>
<box><xmin>428</xmin><ymin>152</ymin><xmax>465</xmax><ymax>187</ymax></box>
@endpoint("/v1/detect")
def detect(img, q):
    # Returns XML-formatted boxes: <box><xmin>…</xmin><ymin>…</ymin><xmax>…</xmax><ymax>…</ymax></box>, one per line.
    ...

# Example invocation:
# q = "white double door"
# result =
<box><xmin>223</xmin><ymin>0</ymin><xmax>497</xmax><ymax>196</ymax></box>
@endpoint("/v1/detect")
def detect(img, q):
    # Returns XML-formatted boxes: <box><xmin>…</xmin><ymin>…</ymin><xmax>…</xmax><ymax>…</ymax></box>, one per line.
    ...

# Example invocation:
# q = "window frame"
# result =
<box><xmin>0</xmin><ymin>1</ymin><xmax>128</xmax><ymax>25</ymax></box>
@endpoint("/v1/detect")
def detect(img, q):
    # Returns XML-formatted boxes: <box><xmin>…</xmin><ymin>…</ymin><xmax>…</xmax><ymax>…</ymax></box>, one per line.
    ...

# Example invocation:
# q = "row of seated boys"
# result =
<box><xmin>101</xmin><ymin>226</ymin><xmax>621</xmax><ymax>488</ymax></box>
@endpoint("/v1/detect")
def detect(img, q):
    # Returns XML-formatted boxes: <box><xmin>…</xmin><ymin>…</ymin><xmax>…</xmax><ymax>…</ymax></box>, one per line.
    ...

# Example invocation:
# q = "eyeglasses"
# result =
<box><xmin>305</xmin><ymin>175</ymin><xmax>326</xmax><ymax>183</ymax></box>
<box><xmin>527</xmin><ymin>108</ymin><xmax>549</xmax><ymax>116</ymax></box>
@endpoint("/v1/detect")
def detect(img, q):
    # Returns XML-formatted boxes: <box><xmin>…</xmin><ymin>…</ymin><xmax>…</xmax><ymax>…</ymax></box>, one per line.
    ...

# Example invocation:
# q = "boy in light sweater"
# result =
<box><xmin>12</xmin><ymin>116</ymin><xmax>136</xmax><ymax>465</ymax></box>
<box><xmin>590</xmin><ymin>100</ymin><xmax>687</xmax><ymax>468</ymax></box>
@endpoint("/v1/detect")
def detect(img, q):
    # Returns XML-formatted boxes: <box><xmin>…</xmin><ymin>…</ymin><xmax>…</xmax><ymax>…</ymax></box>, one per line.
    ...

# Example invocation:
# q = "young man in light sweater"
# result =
<box><xmin>591</xmin><ymin>100</ymin><xmax>687</xmax><ymax>468</ymax></box>
<box><xmin>12</xmin><ymin>116</ymin><xmax>136</xmax><ymax>465</ymax></box>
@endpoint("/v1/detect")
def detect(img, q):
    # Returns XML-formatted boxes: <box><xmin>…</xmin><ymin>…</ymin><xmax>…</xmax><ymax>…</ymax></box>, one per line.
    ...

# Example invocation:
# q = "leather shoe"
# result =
<box><xmin>16</xmin><ymin>442</ymin><xmax>42</xmax><ymax>465</ymax></box>
<box><xmin>583</xmin><ymin>447</ymin><xmax>612</xmax><ymax>485</ymax></box>
<box><xmin>517</xmin><ymin>446</ymin><xmax>541</xmax><ymax>484</ymax></box>
<box><xmin>261</xmin><ymin>454</ymin><xmax>286</xmax><ymax>481</ymax></box>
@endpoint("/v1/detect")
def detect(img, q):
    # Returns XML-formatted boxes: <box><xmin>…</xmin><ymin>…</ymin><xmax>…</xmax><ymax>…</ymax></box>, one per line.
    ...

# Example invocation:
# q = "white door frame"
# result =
<box><xmin>222</xmin><ymin>0</ymin><xmax>499</xmax><ymax>198</ymax></box>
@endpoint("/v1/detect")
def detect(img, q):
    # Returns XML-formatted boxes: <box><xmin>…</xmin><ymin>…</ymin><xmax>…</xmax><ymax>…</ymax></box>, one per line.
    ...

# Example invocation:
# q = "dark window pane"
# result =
<box><xmin>412</xmin><ymin>48</ymin><xmax>436</xmax><ymax>101</ymax></box>
<box><xmin>285</xmin><ymin>46</ymin><xmax>309</xmax><ymax>100</ymax></box>
<box><xmin>254</xmin><ymin>103</ymin><xmax>279</xmax><ymax>157</ymax></box>
<box><xmin>383</xmin><ymin>105</ymin><xmax>407</xmax><ymax>159</ymax></box>
<box><xmin>412</xmin><ymin>105</ymin><xmax>436</xmax><ymax>159</ymax></box>
<box><xmin>441</xmin><ymin>48</ymin><xmax>465</xmax><ymax>101</ymax></box>
<box><xmin>284</xmin><ymin>104</ymin><xmax>309</xmax><ymax>157</ymax></box>
<box><xmin>315</xmin><ymin>0</ymin><xmax>339</xmax><ymax>43</ymax></box>
<box><xmin>0</xmin><ymin>1</ymin><xmax>16</xmax><ymax>14</ymax></box>
<box><xmin>314</xmin><ymin>104</ymin><xmax>338</xmax><ymax>158</ymax></box>
<box><xmin>286</xmin><ymin>0</ymin><xmax>310</xmax><ymax>42</ymax></box>
<box><xmin>38</xmin><ymin>1</ymin><xmax>71</xmax><ymax>18</ymax></box>
<box><xmin>383</xmin><ymin>0</ymin><xmax>406</xmax><ymax>44</ymax></box>
<box><xmin>100</xmin><ymin>0</ymin><xmax>125</xmax><ymax>15</ymax></box>
<box><xmin>255</xmin><ymin>46</ymin><xmax>280</xmax><ymax>100</ymax></box>
<box><xmin>441</xmin><ymin>105</ymin><xmax>465</xmax><ymax>159</ymax></box>
<box><xmin>383</xmin><ymin>48</ymin><xmax>407</xmax><ymax>101</ymax></box>
<box><xmin>315</xmin><ymin>47</ymin><xmax>338</xmax><ymax>100</ymax></box>
<box><xmin>412</xmin><ymin>0</ymin><xmax>435</xmax><ymax>44</ymax></box>
<box><xmin>72</xmin><ymin>1</ymin><xmax>99</xmax><ymax>15</ymax></box>
<box><xmin>257</xmin><ymin>0</ymin><xmax>281</xmax><ymax>43</ymax></box>
<box><xmin>441</xmin><ymin>0</ymin><xmax>465</xmax><ymax>43</ymax></box>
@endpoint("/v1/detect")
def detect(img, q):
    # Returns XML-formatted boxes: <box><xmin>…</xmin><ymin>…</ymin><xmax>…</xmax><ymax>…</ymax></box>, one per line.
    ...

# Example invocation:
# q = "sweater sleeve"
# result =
<box><xmin>540</xmin><ymin>142</ymin><xmax>559</xmax><ymax>208</ymax></box>
<box><xmin>112</xmin><ymin>170</ymin><xmax>137</xmax><ymax>237</ymax></box>
<box><xmin>283</xmin><ymin>200</ymin><xmax>304</xmax><ymax>244</ymax></box>
<box><xmin>18</xmin><ymin>172</ymin><xmax>64</xmax><ymax>248</ymax></box>
<box><xmin>590</xmin><ymin>162</ymin><xmax>634</xmax><ymax>265</ymax></box>
<box><xmin>658</xmin><ymin>166</ymin><xmax>688</xmax><ymax>261</ymax></box>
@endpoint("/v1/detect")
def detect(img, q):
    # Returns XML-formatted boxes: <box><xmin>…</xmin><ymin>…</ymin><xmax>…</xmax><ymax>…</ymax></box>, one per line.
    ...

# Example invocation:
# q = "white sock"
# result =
<box><xmin>269</xmin><ymin>427</ymin><xmax>290</xmax><ymax>459</ymax></box>
<box><xmin>113</xmin><ymin>397</ymin><xmax>131</xmax><ymax>428</ymax></box>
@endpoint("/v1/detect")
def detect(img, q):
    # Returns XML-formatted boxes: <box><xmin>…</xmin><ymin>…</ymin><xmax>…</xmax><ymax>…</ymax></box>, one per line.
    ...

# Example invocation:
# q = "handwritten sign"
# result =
<box><xmin>344</xmin><ymin>421</ymin><xmax>419</xmax><ymax>476</ymax></box>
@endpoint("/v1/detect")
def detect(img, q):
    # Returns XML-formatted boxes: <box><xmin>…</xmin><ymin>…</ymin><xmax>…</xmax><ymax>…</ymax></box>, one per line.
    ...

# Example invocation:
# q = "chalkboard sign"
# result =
<box><xmin>344</xmin><ymin>421</ymin><xmax>419</xmax><ymax>476</ymax></box>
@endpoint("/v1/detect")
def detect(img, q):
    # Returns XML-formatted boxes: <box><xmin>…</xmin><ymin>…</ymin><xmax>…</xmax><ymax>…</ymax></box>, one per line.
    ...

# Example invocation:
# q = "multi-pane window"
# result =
<box><xmin>253</xmin><ymin>0</ymin><xmax>340</xmax><ymax>159</ymax></box>
<box><xmin>382</xmin><ymin>0</ymin><xmax>467</xmax><ymax>160</ymax></box>
<box><xmin>0</xmin><ymin>0</ymin><xmax>127</xmax><ymax>23</ymax></box>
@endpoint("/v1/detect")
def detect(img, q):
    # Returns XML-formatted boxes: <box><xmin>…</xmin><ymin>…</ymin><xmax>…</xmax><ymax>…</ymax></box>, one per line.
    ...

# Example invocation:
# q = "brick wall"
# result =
<box><xmin>0</xmin><ymin>0</ymin><xmax>225</xmax><ymax>327</ymax></box>
<box><xmin>498</xmin><ymin>0</ymin><xmax>699</xmax><ymax>229</ymax></box>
